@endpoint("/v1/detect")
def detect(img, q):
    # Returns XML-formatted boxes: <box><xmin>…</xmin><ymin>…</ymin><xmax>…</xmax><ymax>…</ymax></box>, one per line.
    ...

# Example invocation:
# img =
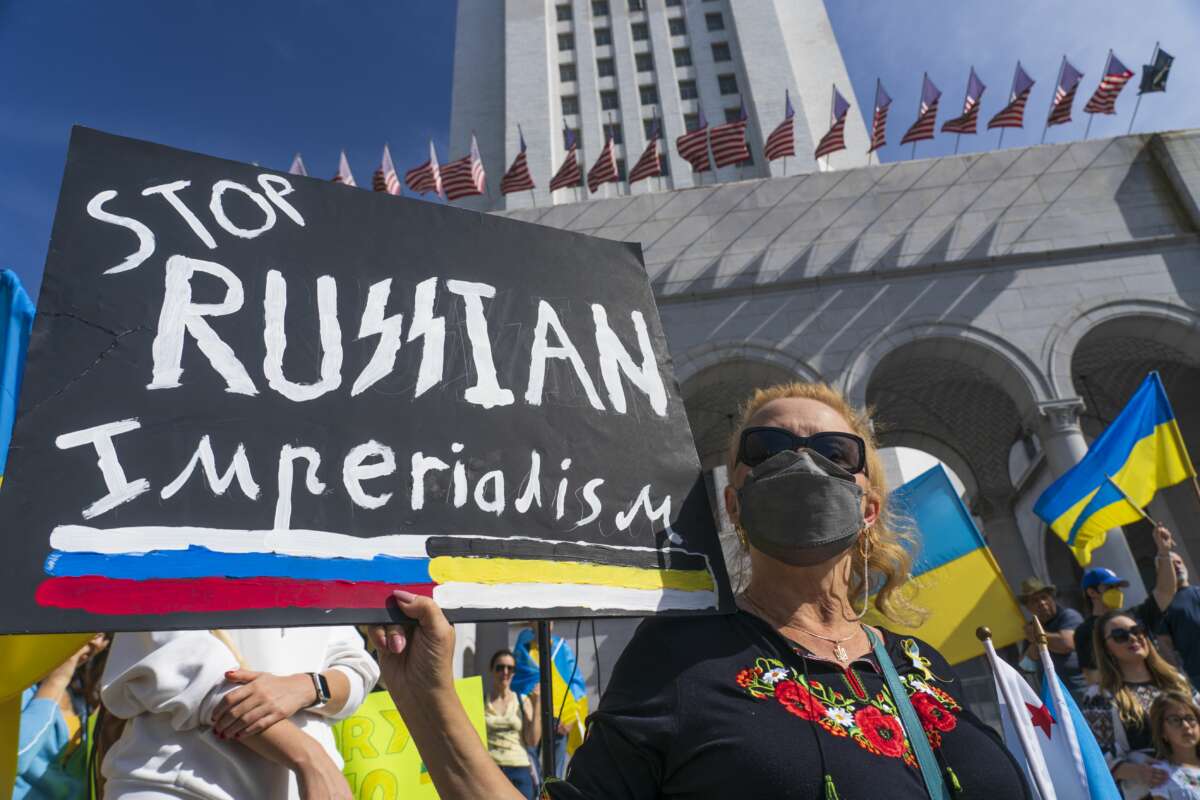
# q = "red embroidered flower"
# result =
<box><xmin>854</xmin><ymin>705</ymin><xmax>907</xmax><ymax>758</ymax></box>
<box><xmin>775</xmin><ymin>679</ymin><xmax>823</xmax><ymax>721</ymax></box>
<box><xmin>911</xmin><ymin>692</ymin><xmax>957</xmax><ymax>733</ymax></box>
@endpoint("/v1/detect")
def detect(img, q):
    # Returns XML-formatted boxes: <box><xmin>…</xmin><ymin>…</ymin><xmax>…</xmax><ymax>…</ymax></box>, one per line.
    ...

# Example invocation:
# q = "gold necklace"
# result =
<box><xmin>738</xmin><ymin>593</ymin><xmax>861</xmax><ymax>664</ymax></box>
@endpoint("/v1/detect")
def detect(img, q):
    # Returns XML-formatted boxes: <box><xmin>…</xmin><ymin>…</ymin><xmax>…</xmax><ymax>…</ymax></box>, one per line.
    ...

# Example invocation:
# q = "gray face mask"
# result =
<box><xmin>736</xmin><ymin>448</ymin><xmax>865</xmax><ymax>566</ymax></box>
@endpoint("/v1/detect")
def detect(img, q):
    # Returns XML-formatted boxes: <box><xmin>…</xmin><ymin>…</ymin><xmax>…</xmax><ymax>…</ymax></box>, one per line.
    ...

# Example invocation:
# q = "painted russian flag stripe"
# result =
<box><xmin>35</xmin><ymin>576</ymin><xmax>435</xmax><ymax>614</ymax></box>
<box><xmin>44</xmin><ymin>547</ymin><xmax>431</xmax><ymax>583</ymax></box>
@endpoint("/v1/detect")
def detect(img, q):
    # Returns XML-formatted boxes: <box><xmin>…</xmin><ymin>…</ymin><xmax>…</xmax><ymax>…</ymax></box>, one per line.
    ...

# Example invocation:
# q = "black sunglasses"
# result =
<box><xmin>1106</xmin><ymin>625</ymin><xmax>1147</xmax><ymax>644</ymax></box>
<box><xmin>737</xmin><ymin>427</ymin><xmax>868</xmax><ymax>475</ymax></box>
<box><xmin>493</xmin><ymin>663</ymin><xmax>515</xmax><ymax>673</ymax></box>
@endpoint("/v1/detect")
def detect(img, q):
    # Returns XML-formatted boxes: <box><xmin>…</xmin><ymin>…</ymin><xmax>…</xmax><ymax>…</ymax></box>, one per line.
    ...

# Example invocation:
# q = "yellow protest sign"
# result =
<box><xmin>333</xmin><ymin>677</ymin><xmax>485</xmax><ymax>799</ymax></box>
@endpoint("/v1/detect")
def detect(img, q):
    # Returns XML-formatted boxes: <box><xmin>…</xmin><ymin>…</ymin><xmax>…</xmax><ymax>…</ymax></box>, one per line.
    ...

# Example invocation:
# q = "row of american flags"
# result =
<box><xmin>294</xmin><ymin>44</ymin><xmax>1174</xmax><ymax>203</ymax></box>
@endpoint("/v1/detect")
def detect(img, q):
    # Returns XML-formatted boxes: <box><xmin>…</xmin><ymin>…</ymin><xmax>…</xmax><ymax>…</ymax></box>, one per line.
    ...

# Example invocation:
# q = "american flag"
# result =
<box><xmin>814</xmin><ymin>87</ymin><xmax>850</xmax><ymax>159</ymax></box>
<box><xmin>710</xmin><ymin>105</ymin><xmax>750</xmax><ymax>168</ymax></box>
<box><xmin>1083</xmin><ymin>51</ymin><xmax>1134</xmax><ymax>115</ymax></box>
<box><xmin>1046</xmin><ymin>58</ymin><xmax>1084</xmax><ymax>127</ymax></box>
<box><xmin>763</xmin><ymin>90</ymin><xmax>796</xmax><ymax>161</ymax></box>
<box><xmin>442</xmin><ymin>135</ymin><xmax>487</xmax><ymax>201</ymax></box>
<box><xmin>868</xmin><ymin>81</ymin><xmax>892</xmax><ymax>153</ymax></box>
<box><xmin>500</xmin><ymin>126</ymin><xmax>536</xmax><ymax>195</ymax></box>
<box><xmin>372</xmin><ymin>144</ymin><xmax>401</xmax><ymax>195</ymax></box>
<box><xmin>941</xmin><ymin>68</ymin><xmax>986</xmax><ymax>135</ymax></box>
<box><xmin>675</xmin><ymin>110</ymin><xmax>712</xmax><ymax>172</ymax></box>
<box><xmin>628</xmin><ymin>119</ymin><xmax>662</xmax><ymax>184</ymax></box>
<box><xmin>332</xmin><ymin>151</ymin><xmax>356</xmax><ymax>187</ymax></box>
<box><xmin>289</xmin><ymin>153</ymin><xmax>308</xmax><ymax>177</ymax></box>
<box><xmin>987</xmin><ymin>62</ymin><xmax>1035</xmax><ymax>130</ymax></box>
<box><xmin>900</xmin><ymin>74</ymin><xmax>941</xmax><ymax>145</ymax></box>
<box><xmin>587</xmin><ymin>134</ymin><xmax>619</xmax><ymax>193</ymax></box>
<box><xmin>404</xmin><ymin>140</ymin><xmax>443</xmax><ymax>197</ymax></box>
<box><xmin>550</xmin><ymin>125</ymin><xmax>582</xmax><ymax>191</ymax></box>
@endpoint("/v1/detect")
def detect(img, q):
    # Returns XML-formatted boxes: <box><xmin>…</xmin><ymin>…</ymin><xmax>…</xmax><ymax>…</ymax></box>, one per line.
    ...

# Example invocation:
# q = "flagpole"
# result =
<box><xmin>781</xmin><ymin>156</ymin><xmax>787</xmax><ymax>176</ymax></box>
<box><xmin>1042</xmin><ymin>55</ymin><xmax>1065</xmax><ymax>145</ymax></box>
<box><xmin>1104</xmin><ymin>475</ymin><xmax>1161</xmax><ymax>527</ymax></box>
<box><xmin>1129</xmin><ymin>41</ymin><xmax>1159</xmax><ymax>134</ymax></box>
<box><xmin>529</xmin><ymin>189</ymin><xmax>537</xmax><ymax>207</ymax></box>
<box><xmin>954</xmin><ymin>134</ymin><xmax>961</xmax><ymax>155</ymax></box>
<box><xmin>998</xmin><ymin>128</ymin><xmax>1005</xmax><ymax>148</ymax></box>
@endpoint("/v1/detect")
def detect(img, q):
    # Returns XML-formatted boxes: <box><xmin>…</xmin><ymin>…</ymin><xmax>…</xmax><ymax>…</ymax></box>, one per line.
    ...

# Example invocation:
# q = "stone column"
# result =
<box><xmin>972</xmin><ymin>492</ymin><xmax>1037</xmax><ymax>596</ymax></box>
<box><xmin>1037</xmin><ymin>398</ymin><xmax>1148</xmax><ymax>604</ymax></box>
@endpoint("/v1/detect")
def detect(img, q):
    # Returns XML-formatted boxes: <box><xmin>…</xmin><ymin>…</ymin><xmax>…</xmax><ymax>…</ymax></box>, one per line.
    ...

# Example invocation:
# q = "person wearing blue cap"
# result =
<box><xmin>1075</xmin><ymin>524</ymin><xmax>1179</xmax><ymax>685</ymax></box>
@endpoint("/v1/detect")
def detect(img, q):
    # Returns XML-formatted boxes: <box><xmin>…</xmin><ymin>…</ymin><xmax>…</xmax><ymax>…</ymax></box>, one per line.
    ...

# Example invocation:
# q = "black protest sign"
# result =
<box><xmin>0</xmin><ymin>127</ymin><xmax>731</xmax><ymax>632</ymax></box>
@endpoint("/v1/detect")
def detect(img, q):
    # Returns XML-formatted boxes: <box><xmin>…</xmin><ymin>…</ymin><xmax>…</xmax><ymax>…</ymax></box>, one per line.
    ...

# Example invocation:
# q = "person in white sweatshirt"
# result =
<box><xmin>99</xmin><ymin>626</ymin><xmax>379</xmax><ymax>800</ymax></box>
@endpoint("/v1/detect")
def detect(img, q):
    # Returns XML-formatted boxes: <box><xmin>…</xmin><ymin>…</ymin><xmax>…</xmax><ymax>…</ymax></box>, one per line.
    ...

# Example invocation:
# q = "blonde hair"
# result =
<box><xmin>725</xmin><ymin>381</ymin><xmax>922</xmax><ymax>626</ymax></box>
<box><xmin>1151</xmin><ymin>691</ymin><xmax>1200</xmax><ymax>761</ymax></box>
<box><xmin>1094</xmin><ymin>610</ymin><xmax>1191</xmax><ymax>729</ymax></box>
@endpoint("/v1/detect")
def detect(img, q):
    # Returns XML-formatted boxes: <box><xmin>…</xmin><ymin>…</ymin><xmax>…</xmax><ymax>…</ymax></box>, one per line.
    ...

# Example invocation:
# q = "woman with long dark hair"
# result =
<box><xmin>484</xmin><ymin>648</ymin><xmax>540</xmax><ymax>799</ymax></box>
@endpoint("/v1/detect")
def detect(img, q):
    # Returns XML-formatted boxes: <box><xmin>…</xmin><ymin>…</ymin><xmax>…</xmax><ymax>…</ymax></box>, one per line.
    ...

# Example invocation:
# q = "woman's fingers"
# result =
<box><xmin>211</xmin><ymin>685</ymin><xmax>251</xmax><ymax>726</ymax></box>
<box><xmin>393</xmin><ymin>591</ymin><xmax>452</xmax><ymax>640</ymax></box>
<box><xmin>224</xmin><ymin>669</ymin><xmax>260</xmax><ymax>684</ymax></box>
<box><xmin>214</xmin><ymin>694</ymin><xmax>262</xmax><ymax>734</ymax></box>
<box><xmin>224</xmin><ymin>704</ymin><xmax>276</xmax><ymax>739</ymax></box>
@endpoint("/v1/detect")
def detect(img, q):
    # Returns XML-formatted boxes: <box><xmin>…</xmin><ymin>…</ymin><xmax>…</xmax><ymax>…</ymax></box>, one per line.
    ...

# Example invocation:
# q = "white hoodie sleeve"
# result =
<box><xmin>100</xmin><ymin>631</ymin><xmax>241</xmax><ymax>731</ymax></box>
<box><xmin>315</xmin><ymin>626</ymin><xmax>379</xmax><ymax>721</ymax></box>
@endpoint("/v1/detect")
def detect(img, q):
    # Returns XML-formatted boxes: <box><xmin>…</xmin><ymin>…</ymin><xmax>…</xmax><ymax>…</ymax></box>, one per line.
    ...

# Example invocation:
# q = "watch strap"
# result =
<box><xmin>307</xmin><ymin>672</ymin><xmax>330</xmax><ymax>708</ymax></box>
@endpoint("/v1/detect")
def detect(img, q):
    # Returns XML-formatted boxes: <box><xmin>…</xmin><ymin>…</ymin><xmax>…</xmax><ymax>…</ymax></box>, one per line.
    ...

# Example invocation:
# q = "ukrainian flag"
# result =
<box><xmin>1034</xmin><ymin>372</ymin><xmax>1195</xmax><ymax>566</ymax></box>
<box><xmin>513</xmin><ymin>628</ymin><xmax>590</xmax><ymax>755</ymax></box>
<box><xmin>873</xmin><ymin>465</ymin><xmax>1024</xmax><ymax>664</ymax></box>
<box><xmin>0</xmin><ymin>268</ymin><xmax>34</xmax><ymax>489</ymax></box>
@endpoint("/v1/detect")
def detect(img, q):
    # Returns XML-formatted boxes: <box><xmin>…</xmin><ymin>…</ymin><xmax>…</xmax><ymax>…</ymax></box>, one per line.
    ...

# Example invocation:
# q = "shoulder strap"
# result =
<box><xmin>864</xmin><ymin>627</ymin><xmax>951</xmax><ymax>800</ymax></box>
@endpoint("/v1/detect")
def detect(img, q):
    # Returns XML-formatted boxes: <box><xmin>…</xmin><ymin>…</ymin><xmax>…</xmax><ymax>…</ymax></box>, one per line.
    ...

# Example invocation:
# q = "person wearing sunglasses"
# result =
<box><xmin>365</xmin><ymin>381</ymin><xmax>1030</xmax><ymax>799</ymax></box>
<box><xmin>484</xmin><ymin>649</ymin><xmax>541</xmax><ymax>799</ymax></box>
<box><xmin>1082</xmin><ymin>610</ymin><xmax>1198</xmax><ymax>795</ymax></box>
<box><xmin>1147</xmin><ymin>691</ymin><xmax>1200</xmax><ymax>799</ymax></box>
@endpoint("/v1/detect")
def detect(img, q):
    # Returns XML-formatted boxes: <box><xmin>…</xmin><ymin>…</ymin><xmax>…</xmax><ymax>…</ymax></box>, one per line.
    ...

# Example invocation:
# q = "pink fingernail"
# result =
<box><xmin>393</xmin><ymin>589</ymin><xmax>416</xmax><ymax>603</ymax></box>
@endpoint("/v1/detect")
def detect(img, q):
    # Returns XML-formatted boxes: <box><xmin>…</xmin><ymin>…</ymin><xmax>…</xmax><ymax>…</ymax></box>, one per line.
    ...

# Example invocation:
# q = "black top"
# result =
<box><xmin>1158</xmin><ymin>585</ymin><xmax>1200</xmax><ymax>685</ymax></box>
<box><xmin>1076</xmin><ymin>596</ymin><xmax>1165</xmax><ymax>672</ymax></box>
<box><xmin>1027</xmin><ymin>605</ymin><xmax>1084</xmax><ymax>690</ymax></box>
<box><xmin>546</xmin><ymin>610</ymin><xmax>1030</xmax><ymax>800</ymax></box>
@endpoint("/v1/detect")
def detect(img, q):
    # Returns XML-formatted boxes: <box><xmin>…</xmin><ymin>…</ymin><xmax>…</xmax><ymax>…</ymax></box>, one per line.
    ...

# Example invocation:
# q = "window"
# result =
<box><xmin>616</xmin><ymin>158</ymin><xmax>627</xmax><ymax>180</ymax></box>
<box><xmin>668</xmin><ymin>17</ymin><xmax>687</xmax><ymax>35</ymax></box>
<box><xmin>560</xmin><ymin>63</ymin><xmax>577</xmax><ymax>82</ymax></box>
<box><xmin>631</xmin><ymin>22</ymin><xmax>649</xmax><ymax>40</ymax></box>
<box><xmin>659</xmin><ymin>153</ymin><xmax>671</xmax><ymax>176</ymax></box>
<box><xmin>666</xmin><ymin>0</ymin><xmax>682</xmax><ymax>6</ymax></box>
<box><xmin>556</xmin><ymin>4</ymin><xmax>573</xmax><ymax>21</ymax></box>
<box><xmin>592</xmin><ymin>0</ymin><xmax>609</xmax><ymax>15</ymax></box>
<box><xmin>718</xmin><ymin>73</ymin><xmax>738</xmax><ymax>94</ymax></box>
<box><xmin>628</xmin><ymin>0</ymin><xmax>645</xmax><ymax>10</ymax></box>
<box><xmin>604</xmin><ymin>122</ymin><xmax>624</xmax><ymax>145</ymax></box>
<box><xmin>558</xmin><ymin>33</ymin><xmax>575</xmax><ymax>51</ymax></box>
<box><xmin>643</xmin><ymin>117</ymin><xmax>665</xmax><ymax>139</ymax></box>
<box><xmin>597</xmin><ymin>57</ymin><xmax>616</xmax><ymax>77</ymax></box>
<box><xmin>600</xmin><ymin>89</ymin><xmax>620</xmax><ymax>110</ymax></box>
<box><xmin>684</xmin><ymin>112</ymin><xmax>701</xmax><ymax>131</ymax></box>
<box><xmin>595</xmin><ymin>27</ymin><xmax>612</xmax><ymax>45</ymax></box>
<box><xmin>724</xmin><ymin>107</ymin><xmax>742</xmax><ymax>123</ymax></box>
<box><xmin>678</xmin><ymin>79</ymin><xmax>698</xmax><ymax>99</ymax></box>
<box><xmin>673</xmin><ymin>47</ymin><xmax>692</xmax><ymax>67</ymax></box>
<box><xmin>705</xmin><ymin>12</ymin><xmax>724</xmax><ymax>30</ymax></box>
<box><xmin>636</xmin><ymin>52</ymin><xmax>654</xmax><ymax>72</ymax></box>
<box><xmin>562</xmin><ymin>95</ymin><xmax>580</xmax><ymax>114</ymax></box>
<box><xmin>711</xmin><ymin>42</ymin><xmax>731</xmax><ymax>62</ymax></box>
<box><xmin>639</xmin><ymin>84</ymin><xmax>659</xmax><ymax>104</ymax></box>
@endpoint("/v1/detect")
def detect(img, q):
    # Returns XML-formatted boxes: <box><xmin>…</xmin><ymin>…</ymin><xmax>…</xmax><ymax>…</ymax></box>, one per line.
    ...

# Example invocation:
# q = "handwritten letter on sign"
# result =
<box><xmin>0</xmin><ymin>127</ymin><xmax>731</xmax><ymax>632</ymax></box>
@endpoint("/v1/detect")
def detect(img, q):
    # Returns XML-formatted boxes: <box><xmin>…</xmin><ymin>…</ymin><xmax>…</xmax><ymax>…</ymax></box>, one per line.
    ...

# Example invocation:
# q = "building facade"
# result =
<box><xmin>449</xmin><ymin>0</ymin><xmax>869</xmax><ymax>212</ymax></box>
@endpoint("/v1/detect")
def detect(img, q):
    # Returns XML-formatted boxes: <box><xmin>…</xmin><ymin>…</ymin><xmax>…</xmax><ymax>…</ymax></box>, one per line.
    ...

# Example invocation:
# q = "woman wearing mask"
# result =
<box><xmin>368</xmin><ymin>382</ymin><xmax>1030</xmax><ymax>799</ymax></box>
<box><xmin>484</xmin><ymin>649</ymin><xmax>540</xmax><ymax>799</ymax></box>
<box><xmin>1148</xmin><ymin>692</ymin><xmax>1200</xmax><ymax>799</ymax></box>
<box><xmin>1082</xmin><ymin>610</ymin><xmax>1197</xmax><ymax>796</ymax></box>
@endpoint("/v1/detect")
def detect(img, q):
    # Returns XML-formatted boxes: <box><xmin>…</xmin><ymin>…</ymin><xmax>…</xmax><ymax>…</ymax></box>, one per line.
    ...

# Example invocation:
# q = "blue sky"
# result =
<box><xmin>2</xmin><ymin>1</ymin><xmax>1197</xmax><ymax>298</ymax></box>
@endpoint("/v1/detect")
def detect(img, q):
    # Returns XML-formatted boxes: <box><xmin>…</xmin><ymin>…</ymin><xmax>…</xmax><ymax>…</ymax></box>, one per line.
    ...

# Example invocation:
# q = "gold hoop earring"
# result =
<box><xmin>850</xmin><ymin>529</ymin><xmax>871</xmax><ymax>621</ymax></box>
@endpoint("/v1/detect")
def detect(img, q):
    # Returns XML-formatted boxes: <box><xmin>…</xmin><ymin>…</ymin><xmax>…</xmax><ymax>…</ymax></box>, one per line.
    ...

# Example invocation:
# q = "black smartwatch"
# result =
<box><xmin>306</xmin><ymin>672</ymin><xmax>331</xmax><ymax>708</ymax></box>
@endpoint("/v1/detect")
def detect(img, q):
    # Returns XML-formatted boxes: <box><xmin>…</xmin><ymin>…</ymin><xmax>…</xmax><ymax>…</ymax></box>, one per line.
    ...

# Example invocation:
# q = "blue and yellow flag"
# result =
<box><xmin>0</xmin><ymin>269</ymin><xmax>34</xmax><ymax>488</ymax></box>
<box><xmin>513</xmin><ymin>628</ymin><xmax>590</xmax><ymax>754</ymax></box>
<box><xmin>873</xmin><ymin>464</ymin><xmax>1024</xmax><ymax>664</ymax></box>
<box><xmin>1034</xmin><ymin>372</ymin><xmax>1195</xmax><ymax>566</ymax></box>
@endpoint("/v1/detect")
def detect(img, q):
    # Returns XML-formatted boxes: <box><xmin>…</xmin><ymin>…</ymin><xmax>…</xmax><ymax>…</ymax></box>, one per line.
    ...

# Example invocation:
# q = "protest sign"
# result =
<box><xmin>0</xmin><ymin>127</ymin><xmax>731</xmax><ymax>632</ymax></box>
<box><xmin>333</xmin><ymin>679</ymin><xmax>486</xmax><ymax>799</ymax></box>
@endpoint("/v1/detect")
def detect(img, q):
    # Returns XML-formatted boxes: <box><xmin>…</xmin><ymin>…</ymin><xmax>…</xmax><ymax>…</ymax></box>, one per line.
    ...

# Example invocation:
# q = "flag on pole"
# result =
<box><xmin>1034</xmin><ymin>372</ymin><xmax>1196</xmax><ymax>565</ymax></box>
<box><xmin>288</xmin><ymin>153</ymin><xmax>308</xmax><ymax>177</ymax></box>
<box><xmin>442</xmin><ymin>135</ymin><xmax>487</xmax><ymax>201</ymax></box>
<box><xmin>372</xmin><ymin>144</ymin><xmax>401</xmax><ymax>195</ymax></box>
<box><xmin>900</xmin><ymin>74</ymin><xmax>941</xmax><ymax>145</ymax></box>
<box><xmin>1047</xmin><ymin>58</ymin><xmax>1085</xmax><ymax>127</ymax></box>
<box><xmin>987</xmin><ymin>62</ymin><xmax>1036</xmax><ymax>130</ymax></box>
<box><xmin>513</xmin><ymin>628</ymin><xmax>590</xmax><ymax>756</ymax></box>
<box><xmin>549</xmin><ymin>125</ymin><xmax>582</xmax><ymax>191</ymax></box>
<box><xmin>0</xmin><ymin>270</ymin><xmax>33</xmax><ymax>489</ymax></box>
<box><xmin>404</xmin><ymin>140</ymin><xmax>443</xmax><ymax>197</ymax></box>
<box><xmin>868</xmin><ymin>80</ymin><xmax>892</xmax><ymax>153</ymax></box>
<box><xmin>941</xmin><ymin>67</ymin><xmax>986</xmax><ymax>134</ymax></box>
<box><xmin>763</xmin><ymin>90</ymin><xmax>796</xmax><ymax>161</ymax></box>
<box><xmin>500</xmin><ymin>126</ymin><xmax>536</xmax><ymax>195</ymax></box>
<box><xmin>628</xmin><ymin>119</ymin><xmax>662</xmax><ymax>184</ymax></box>
<box><xmin>1037</xmin><ymin>652</ymin><xmax>1122</xmax><ymax>799</ymax></box>
<box><xmin>332</xmin><ymin>150</ymin><xmax>356</xmax><ymax>187</ymax></box>
<box><xmin>675</xmin><ymin>110</ymin><xmax>712</xmax><ymax>172</ymax></box>
<box><xmin>1083</xmin><ymin>52</ymin><xmax>1135</xmax><ymax>115</ymax></box>
<box><xmin>983</xmin><ymin>635</ymin><xmax>1097</xmax><ymax>800</ymax></box>
<box><xmin>814</xmin><ymin>87</ymin><xmax>850</xmax><ymax>159</ymax></box>
<box><xmin>1139</xmin><ymin>47</ymin><xmax>1174</xmax><ymax>94</ymax></box>
<box><xmin>710</xmin><ymin>105</ymin><xmax>750</xmax><ymax>167</ymax></box>
<box><xmin>586</xmin><ymin>133</ymin><xmax>619</xmax><ymax>193</ymax></box>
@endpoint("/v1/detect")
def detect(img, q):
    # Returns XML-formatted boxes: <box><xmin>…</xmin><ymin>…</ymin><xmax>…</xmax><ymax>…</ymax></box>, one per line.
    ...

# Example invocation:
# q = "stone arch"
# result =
<box><xmin>672</xmin><ymin>339</ymin><xmax>822</xmax><ymax>387</ymax></box>
<box><xmin>875</xmin><ymin>429</ymin><xmax>980</xmax><ymax>502</ymax></box>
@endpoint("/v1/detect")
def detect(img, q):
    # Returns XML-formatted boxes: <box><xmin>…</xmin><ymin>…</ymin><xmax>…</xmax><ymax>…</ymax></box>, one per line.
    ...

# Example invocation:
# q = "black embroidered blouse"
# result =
<box><xmin>544</xmin><ymin>609</ymin><xmax>1030</xmax><ymax>800</ymax></box>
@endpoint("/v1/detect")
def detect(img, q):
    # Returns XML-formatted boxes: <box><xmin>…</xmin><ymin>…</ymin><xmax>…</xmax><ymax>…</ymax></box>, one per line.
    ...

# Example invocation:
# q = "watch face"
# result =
<box><xmin>317</xmin><ymin>673</ymin><xmax>331</xmax><ymax>703</ymax></box>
